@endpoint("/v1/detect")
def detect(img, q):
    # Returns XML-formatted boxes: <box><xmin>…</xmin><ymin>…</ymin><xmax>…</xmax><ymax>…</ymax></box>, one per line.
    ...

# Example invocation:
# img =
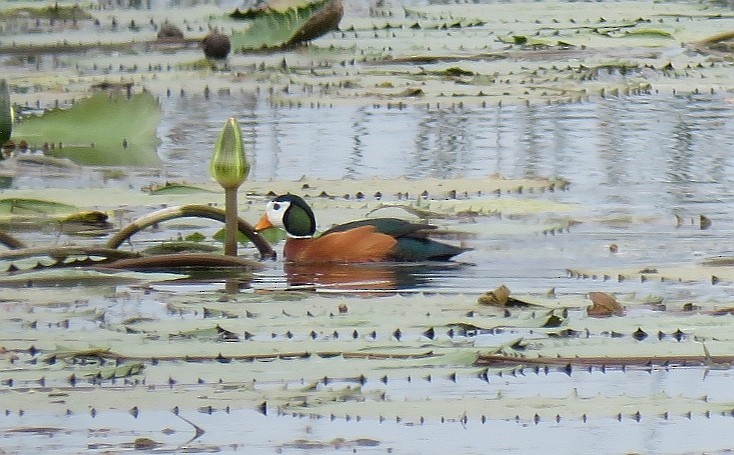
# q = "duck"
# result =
<box><xmin>254</xmin><ymin>194</ymin><xmax>469</xmax><ymax>263</ymax></box>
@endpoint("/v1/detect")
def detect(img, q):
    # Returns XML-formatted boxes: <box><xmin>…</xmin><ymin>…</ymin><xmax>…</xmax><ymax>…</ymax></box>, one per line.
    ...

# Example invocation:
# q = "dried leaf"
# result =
<box><xmin>477</xmin><ymin>284</ymin><xmax>510</xmax><ymax>306</ymax></box>
<box><xmin>587</xmin><ymin>291</ymin><xmax>625</xmax><ymax>317</ymax></box>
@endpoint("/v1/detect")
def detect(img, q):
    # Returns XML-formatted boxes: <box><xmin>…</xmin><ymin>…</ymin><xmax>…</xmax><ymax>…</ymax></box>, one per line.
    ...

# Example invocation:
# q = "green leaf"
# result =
<box><xmin>0</xmin><ymin>4</ymin><xmax>91</xmax><ymax>20</ymax></box>
<box><xmin>141</xmin><ymin>241</ymin><xmax>219</xmax><ymax>255</ymax></box>
<box><xmin>0</xmin><ymin>268</ymin><xmax>185</xmax><ymax>286</ymax></box>
<box><xmin>498</xmin><ymin>35</ymin><xmax>556</xmax><ymax>47</ymax></box>
<box><xmin>230</xmin><ymin>0</ymin><xmax>341</xmax><ymax>50</ymax></box>
<box><xmin>0</xmin><ymin>198</ymin><xmax>77</xmax><ymax>216</ymax></box>
<box><xmin>623</xmin><ymin>28</ymin><xmax>674</xmax><ymax>39</ymax></box>
<box><xmin>89</xmin><ymin>363</ymin><xmax>145</xmax><ymax>379</ymax></box>
<box><xmin>184</xmin><ymin>232</ymin><xmax>207</xmax><ymax>242</ymax></box>
<box><xmin>146</xmin><ymin>182</ymin><xmax>216</xmax><ymax>195</ymax></box>
<box><xmin>13</xmin><ymin>91</ymin><xmax>161</xmax><ymax>167</ymax></box>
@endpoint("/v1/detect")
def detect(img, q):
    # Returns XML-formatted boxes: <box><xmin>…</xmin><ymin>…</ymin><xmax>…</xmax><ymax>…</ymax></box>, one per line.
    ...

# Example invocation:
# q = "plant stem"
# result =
<box><xmin>225</xmin><ymin>188</ymin><xmax>238</xmax><ymax>256</ymax></box>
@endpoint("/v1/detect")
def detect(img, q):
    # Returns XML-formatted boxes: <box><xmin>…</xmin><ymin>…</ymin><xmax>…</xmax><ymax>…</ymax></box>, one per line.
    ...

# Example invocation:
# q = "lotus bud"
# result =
<box><xmin>210</xmin><ymin>116</ymin><xmax>248</xmax><ymax>189</ymax></box>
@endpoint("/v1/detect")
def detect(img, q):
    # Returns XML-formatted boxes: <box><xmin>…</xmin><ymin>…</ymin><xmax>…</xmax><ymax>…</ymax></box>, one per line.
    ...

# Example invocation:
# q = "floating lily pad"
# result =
<box><xmin>12</xmin><ymin>91</ymin><xmax>161</xmax><ymax>167</ymax></box>
<box><xmin>230</xmin><ymin>0</ymin><xmax>342</xmax><ymax>50</ymax></box>
<box><xmin>0</xmin><ymin>4</ymin><xmax>91</xmax><ymax>20</ymax></box>
<box><xmin>0</xmin><ymin>197</ymin><xmax>76</xmax><ymax>216</ymax></box>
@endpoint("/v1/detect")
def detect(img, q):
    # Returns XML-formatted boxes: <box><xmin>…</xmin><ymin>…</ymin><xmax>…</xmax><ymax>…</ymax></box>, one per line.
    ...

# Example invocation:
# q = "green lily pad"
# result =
<box><xmin>0</xmin><ymin>198</ymin><xmax>76</xmax><ymax>216</ymax></box>
<box><xmin>88</xmin><ymin>363</ymin><xmax>145</xmax><ymax>379</ymax></box>
<box><xmin>230</xmin><ymin>0</ymin><xmax>341</xmax><ymax>50</ymax></box>
<box><xmin>146</xmin><ymin>182</ymin><xmax>216</xmax><ymax>195</ymax></box>
<box><xmin>13</xmin><ymin>91</ymin><xmax>161</xmax><ymax>167</ymax></box>
<box><xmin>0</xmin><ymin>4</ymin><xmax>91</xmax><ymax>20</ymax></box>
<box><xmin>621</xmin><ymin>28</ymin><xmax>675</xmax><ymax>39</ymax></box>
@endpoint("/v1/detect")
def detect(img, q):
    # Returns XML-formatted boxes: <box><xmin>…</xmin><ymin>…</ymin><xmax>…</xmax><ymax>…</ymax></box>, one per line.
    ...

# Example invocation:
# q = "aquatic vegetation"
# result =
<box><xmin>0</xmin><ymin>79</ymin><xmax>11</xmax><ymax>145</ymax></box>
<box><xmin>2</xmin><ymin>0</ymin><xmax>734</xmax><ymax>452</ymax></box>
<box><xmin>230</xmin><ymin>0</ymin><xmax>343</xmax><ymax>50</ymax></box>
<box><xmin>12</xmin><ymin>91</ymin><xmax>161</xmax><ymax>166</ymax></box>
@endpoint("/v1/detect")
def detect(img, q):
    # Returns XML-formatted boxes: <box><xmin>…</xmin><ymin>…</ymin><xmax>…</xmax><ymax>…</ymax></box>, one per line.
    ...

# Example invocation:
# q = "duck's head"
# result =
<box><xmin>255</xmin><ymin>194</ymin><xmax>316</xmax><ymax>238</ymax></box>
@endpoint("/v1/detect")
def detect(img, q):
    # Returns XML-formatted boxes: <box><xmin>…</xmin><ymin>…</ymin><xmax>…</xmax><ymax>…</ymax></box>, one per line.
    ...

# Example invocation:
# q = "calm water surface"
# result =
<box><xmin>11</xmin><ymin>92</ymin><xmax>734</xmax><ymax>297</ymax></box>
<box><xmin>6</xmin><ymin>93</ymin><xmax>734</xmax><ymax>454</ymax></box>
<box><xmin>5</xmin><ymin>2</ymin><xmax>734</xmax><ymax>453</ymax></box>
<box><xmin>153</xmin><ymin>93</ymin><xmax>734</xmax><ymax>296</ymax></box>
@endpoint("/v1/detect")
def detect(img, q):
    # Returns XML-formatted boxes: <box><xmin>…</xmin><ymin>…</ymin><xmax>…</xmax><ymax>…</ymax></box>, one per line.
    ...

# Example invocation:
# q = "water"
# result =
<box><xmin>153</xmin><ymin>93</ymin><xmax>734</xmax><ymax>188</ymax></box>
<box><xmin>8</xmin><ymin>92</ymin><xmax>734</xmax><ymax>299</ymax></box>
<box><xmin>4</xmin><ymin>0</ymin><xmax>734</xmax><ymax>451</ymax></box>
<box><xmin>6</xmin><ymin>88</ymin><xmax>734</xmax><ymax>455</ymax></box>
<box><xmin>154</xmin><ymin>93</ymin><xmax>734</xmax><ymax>298</ymax></box>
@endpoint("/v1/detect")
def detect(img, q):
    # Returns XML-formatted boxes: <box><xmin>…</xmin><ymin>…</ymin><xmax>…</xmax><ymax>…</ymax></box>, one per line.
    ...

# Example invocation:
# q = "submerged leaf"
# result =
<box><xmin>0</xmin><ymin>198</ymin><xmax>76</xmax><ymax>215</ymax></box>
<box><xmin>0</xmin><ymin>4</ymin><xmax>91</xmax><ymax>20</ymax></box>
<box><xmin>622</xmin><ymin>28</ymin><xmax>674</xmax><ymax>39</ymax></box>
<box><xmin>89</xmin><ymin>363</ymin><xmax>145</xmax><ymax>379</ymax></box>
<box><xmin>140</xmin><ymin>241</ymin><xmax>219</xmax><ymax>256</ymax></box>
<box><xmin>146</xmin><ymin>183</ymin><xmax>216</xmax><ymax>195</ymax></box>
<box><xmin>170</xmin><ymin>324</ymin><xmax>240</xmax><ymax>342</ymax></box>
<box><xmin>0</xmin><ymin>268</ymin><xmax>184</xmax><ymax>286</ymax></box>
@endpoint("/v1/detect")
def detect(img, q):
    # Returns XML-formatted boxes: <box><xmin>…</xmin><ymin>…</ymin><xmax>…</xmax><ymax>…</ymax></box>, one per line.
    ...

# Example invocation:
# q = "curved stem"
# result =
<box><xmin>105</xmin><ymin>204</ymin><xmax>275</xmax><ymax>260</ymax></box>
<box><xmin>103</xmin><ymin>252</ymin><xmax>262</xmax><ymax>269</ymax></box>
<box><xmin>0</xmin><ymin>230</ymin><xmax>27</xmax><ymax>250</ymax></box>
<box><xmin>0</xmin><ymin>245</ymin><xmax>139</xmax><ymax>261</ymax></box>
<box><xmin>696</xmin><ymin>30</ymin><xmax>734</xmax><ymax>46</ymax></box>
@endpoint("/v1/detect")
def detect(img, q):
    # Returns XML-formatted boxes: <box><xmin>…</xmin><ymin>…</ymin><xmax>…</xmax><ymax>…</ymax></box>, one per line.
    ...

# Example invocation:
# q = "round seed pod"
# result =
<box><xmin>202</xmin><ymin>31</ymin><xmax>231</xmax><ymax>59</ymax></box>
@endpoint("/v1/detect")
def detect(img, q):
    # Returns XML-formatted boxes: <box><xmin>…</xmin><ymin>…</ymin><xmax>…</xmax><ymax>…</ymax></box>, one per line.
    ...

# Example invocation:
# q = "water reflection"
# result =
<box><xmin>13</xmin><ymin>92</ymin><xmax>732</xmax><ymax>203</ymax></box>
<box><xmin>263</xmin><ymin>262</ymin><xmax>467</xmax><ymax>292</ymax></box>
<box><xmin>8</xmin><ymin>92</ymin><xmax>734</xmax><ymax>295</ymax></box>
<box><xmin>413</xmin><ymin>107</ymin><xmax>473</xmax><ymax>178</ymax></box>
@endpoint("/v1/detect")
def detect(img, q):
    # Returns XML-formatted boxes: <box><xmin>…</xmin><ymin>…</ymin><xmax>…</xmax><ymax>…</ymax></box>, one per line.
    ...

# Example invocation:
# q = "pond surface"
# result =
<box><xmin>4</xmin><ymin>0</ymin><xmax>734</xmax><ymax>452</ymax></box>
<box><xmin>15</xmin><ymin>92</ymin><xmax>734</xmax><ymax>298</ymax></box>
<box><xmin>7</xmin><ymin>92</ymin><xmax>734</xmax><ymax>454</ymax></box>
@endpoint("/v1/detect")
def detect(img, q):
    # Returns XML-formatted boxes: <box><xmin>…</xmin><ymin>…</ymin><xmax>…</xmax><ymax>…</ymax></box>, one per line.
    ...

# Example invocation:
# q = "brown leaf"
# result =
<box><xmin>700</xmin><ymin>214</ymin><xmax>712</xmax><ymax>230</ymax></box>
<box><xmin>478</xmin><ymin>284</ymin><xmax>510</xmax><ymax>306</ymax></box>
<box><xmin>587</xmin><ymin>291</ymin><xmax>625</xmax><ymax>317</ymax></box>
<box><xmin>285</xmin><ymin>0</ymin><xmax>344</xmax><ymax>45</ymax></box>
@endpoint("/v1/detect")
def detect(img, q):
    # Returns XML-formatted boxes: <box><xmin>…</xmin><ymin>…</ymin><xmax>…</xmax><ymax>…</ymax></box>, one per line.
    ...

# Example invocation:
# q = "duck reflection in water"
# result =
<box><xmin>282</xmin><ymin>262</ymin><xmax>464</xmax><ymax>292</ymax></box>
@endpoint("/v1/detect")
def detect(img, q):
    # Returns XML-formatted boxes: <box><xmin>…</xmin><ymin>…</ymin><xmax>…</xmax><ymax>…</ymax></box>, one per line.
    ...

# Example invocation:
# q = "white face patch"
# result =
<box><xmin>265</xmin><ymin>199</ymin><xmax>290</xmax><ymax>229</ymax></box>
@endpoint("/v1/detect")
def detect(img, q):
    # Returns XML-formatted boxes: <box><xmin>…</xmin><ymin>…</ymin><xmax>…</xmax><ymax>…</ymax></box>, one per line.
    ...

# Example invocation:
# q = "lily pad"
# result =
<box><xmin>0</xmin><ymin>198</ymin><xmax>76</xmax><ymax>216</ymax></box>
<box><xmin>0</xmin><ymin>4</ymin><xmax>91</xmax><ymax>20</ymax></box>
<box><xmin>12</xmin><ymin>91</ymin><xmax>161</xmax><ymax>167</ymax></box>
<box><xmin>230</xmin><ymin>0</ymin><xmax>343</xmax><ymax>50</ymax></box>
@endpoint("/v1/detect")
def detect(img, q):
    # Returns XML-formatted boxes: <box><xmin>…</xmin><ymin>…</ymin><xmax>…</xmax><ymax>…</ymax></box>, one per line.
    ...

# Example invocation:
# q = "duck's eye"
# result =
<box><xmin>273</xmin><ymin>203</ymin><xmax>281</xmax><ymax>211</ymax></box>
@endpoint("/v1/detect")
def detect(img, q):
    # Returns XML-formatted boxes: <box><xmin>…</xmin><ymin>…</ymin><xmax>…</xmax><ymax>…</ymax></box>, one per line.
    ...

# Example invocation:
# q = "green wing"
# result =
<box><xmin>322</xmin><ymin>218</ymin><xmax>468</xmax><ymax>261</ymax></box>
